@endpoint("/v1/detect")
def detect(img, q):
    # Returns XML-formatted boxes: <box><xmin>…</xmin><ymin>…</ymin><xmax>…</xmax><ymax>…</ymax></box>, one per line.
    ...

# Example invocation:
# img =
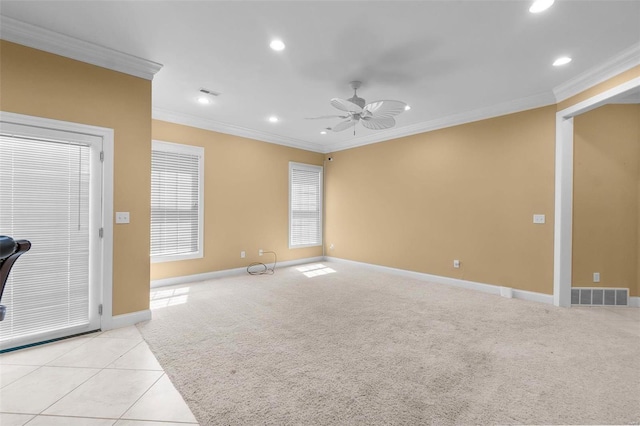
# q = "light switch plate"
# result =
<box><xmin>115</xmin><ymin>212</ymin><xmax>130</xmax><ymax>224</ymax></box>
<box><xmin>533</xmin><ymin>214</ymin><xmax>545</xmax><ymax>224</ymax></box>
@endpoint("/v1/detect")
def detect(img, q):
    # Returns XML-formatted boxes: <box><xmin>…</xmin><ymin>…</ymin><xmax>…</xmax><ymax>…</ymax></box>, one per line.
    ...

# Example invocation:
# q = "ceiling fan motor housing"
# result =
<box><xmin>348</xmin><ymin>95</ymin><xmax>366</xmax><ymax>108</ymax></box>
<box><xmin>348</xmin><ymin>81</ymin><xmax>365</xmax><ymax>108</ymax></box>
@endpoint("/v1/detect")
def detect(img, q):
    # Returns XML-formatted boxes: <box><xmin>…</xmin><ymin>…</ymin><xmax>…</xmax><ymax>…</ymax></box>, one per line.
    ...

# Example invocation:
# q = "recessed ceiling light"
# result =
<box><xmin>268</xmin><ymin>116</ymin><xmax>279</xmax><ymax>123</ymax></box>
<box><xmin>270</xmin><ymin>39</ymin><xmax>285</xmax><ymax>51</ymax></box>
<box><xmin>404</xmin><ymin>105</ymin><xmax>411</xmax><ymax>111</ymax></box>
<box><xmin>529</xmin><ymin>0</ymin><xmax>554</xmax><ymax>13</ymax></box>
<box><xmin>320</xmin><ymin>131</ymin><xmax>327</xmax><ymax>135</ymax></box>
<box><xmin>197</xmin><ymin>96</ymin><xmax>211</xmax><ymax>105</ymax></box>
<box><xmin>553</xmin><ymin>56</ymin><xmax>572</xmax><ymax>66</ymax></box>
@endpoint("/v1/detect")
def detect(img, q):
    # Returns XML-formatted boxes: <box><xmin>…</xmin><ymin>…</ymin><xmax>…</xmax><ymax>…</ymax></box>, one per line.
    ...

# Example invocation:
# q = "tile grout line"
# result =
<box><xmin>11</xmin><ymin>335</ymin><xmax>138</xmax><ymax>418</ymax></box>
<box><xmin>36</xmin><ymin>335</ymin><xmax>152</xmax><ymax>419</ymax></box>
<box><xmin>2</xmin><ymin>330</ymin><xmax>195</xmax><ymax>424</ymax></box>
<box><xmin>0</xmin><ymin>364</ymin><xmax>43</xmax><ymax>390</ymax></box>
<box><xmin>115</xmin><ymin>371</ymin><xmax>166</xmax><ymax>422</ymax></box>
<box><xmin>36</xmin><ymin>336</ymin><xmax>95</xmax><ymax>366</ymax></box>
<box><xmin>33</xmin><ymin>365</ymin><xmax>103</xmax><ymax>417</ymax></box>
<box><xmin>1</xmin><ymin>336</ymin><xmax>100</xmax><ymax>417</ymax></box>
<box><xmin>103</xmin><ymin>339</ymin><xmax>144</xmax><ymax>369</ymax></box>
<box><xmin>21</xmin><ymin>413</ymin><xmax>119</xmax><ymax>425</ymax></box>
<box><xmin>4</xmin><ymin>413</ymin><xmax>36</xmax><ymax>426</ymax></box>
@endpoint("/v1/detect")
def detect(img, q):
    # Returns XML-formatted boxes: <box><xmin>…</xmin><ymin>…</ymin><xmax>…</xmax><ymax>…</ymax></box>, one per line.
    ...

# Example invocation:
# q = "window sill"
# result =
<box><xmin>151</xmin><ymin>252</ymin><xmax>203</xmax><ymax>263</ymax></box>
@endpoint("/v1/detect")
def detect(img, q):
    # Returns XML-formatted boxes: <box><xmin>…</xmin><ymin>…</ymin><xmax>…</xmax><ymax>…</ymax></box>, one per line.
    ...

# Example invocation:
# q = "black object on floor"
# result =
<box><xmin>0</xmin><ymin>235</ymin><xmax>31</xmax><ymax>321</ymax></box>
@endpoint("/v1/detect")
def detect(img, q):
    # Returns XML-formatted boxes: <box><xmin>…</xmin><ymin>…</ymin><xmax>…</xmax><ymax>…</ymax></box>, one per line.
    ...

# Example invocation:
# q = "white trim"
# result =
<box><xmin>103</xmin><ymin>309</ymin><xmax>152</xmax><ymax>331</ymax></box>
<box><xmin>325</xmin><ymin>257</ymin><xmax>554</xmax><ymax>305</ymax></box>
<box><xmin>324</xmin><ymin>91</ymin><xmax>556</xmax><ymax>153</ymax></box>
<box><xmin>512</xmin><ymin>288</ymin><xmax>553</xmax><ymax>305</ymax></box>
<box><xmin>553</xmin><ymin>114</ymin><xmax>573</xmax><ymax>307</ymax></box>
<box><xmin>153</xmin><ymin>108</ymin><xmax>325</xmax><ymax>153</ymax></box>
<box><xmin>0</xmin><ymin>111</ymin><xmax>115</xmax><ymax>339</ymax></box>
<box><xmin>151</xmin><ymin>256</ymin><xmax>325</xmax><ymax>288</ymax></box>
<box><xmin>101</xmin><ymin>133</ymin><xmax>115</xmax><ymax>328</ymax></box>
<box><xmin>0</xmin><ymin>16</ymin><xmax>162</xmax><ymax>80</ymax></box>
<box><xmin>553</xmin><ymin>43</ymin><xmax>640</xmax><ymax>102</ymax></box>
<box><xmin>154</xmin><ymin>91</ymin><xmax>555</xmax><ymax>155</ymax></box>
<box><xmin>556</xmin><ymin>77</ymin><xmax>640</xmax><ymax>118</ymax></box>
<box><xmin>630</xmin><ymin>297</ymin><xmax>640</xmax><ymax>308</ymax></box>
<box><xmin>554</xmin><ymin>76</ymin><xmax>640</xmax><ymax>308</ymax></box>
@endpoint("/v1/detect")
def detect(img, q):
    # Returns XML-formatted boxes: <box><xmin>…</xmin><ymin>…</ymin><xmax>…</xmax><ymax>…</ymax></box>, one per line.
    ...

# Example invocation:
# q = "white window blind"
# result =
<box><xmin>0</xmin><ymin>135</ymin><xmax>92</xmax><ymax>345</ymax></box>
<box><xmin>151</xmin><ymin>141</ymin><xmax>203</xmax><ymax>262</ymax></box>
<box><xmin>289</xmin><ymin>162</ymin><xmax>323</xmax><ymax>248</ymax></box>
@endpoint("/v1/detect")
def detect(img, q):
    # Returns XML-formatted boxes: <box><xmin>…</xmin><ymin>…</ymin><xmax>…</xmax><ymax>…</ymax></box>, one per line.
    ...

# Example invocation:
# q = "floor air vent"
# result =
<box><xmin>571</xmin><ymin>288</ymin><xmax>628</xmax><ymax>306</ymax></box>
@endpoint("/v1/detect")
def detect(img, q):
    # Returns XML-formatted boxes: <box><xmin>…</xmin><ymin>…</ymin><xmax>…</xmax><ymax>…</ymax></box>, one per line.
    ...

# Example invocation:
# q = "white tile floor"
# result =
<box><xmin>0</xmin><ymin>326</ymin><xmax>198</xmax><ymax>425</ymax></box>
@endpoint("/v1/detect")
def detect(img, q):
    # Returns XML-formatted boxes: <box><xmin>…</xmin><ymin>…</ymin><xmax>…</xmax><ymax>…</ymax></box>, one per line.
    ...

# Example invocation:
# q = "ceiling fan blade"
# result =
<box><xmin>362</xmin><ymin>100</ymin><xmax>407</xmax><ymax>119</ymax></box>
<box><xmin>331</xmin><ymin>119</ymin><xmax>357</xmax><ymax>132</ymax></box>
<box><xmin>331</xmin><ymin>98</ymin><xmax>363</xmax><ymax>113</ymax></box>
<box><xmin>305</xmin><ymin>115</ymin><xmax>349</xmax><ymax>120</ymax></box>
<box><xmin>360</xmin><ymin>117</ymin><xmax>396</xmax><ymax>130</ymax></box>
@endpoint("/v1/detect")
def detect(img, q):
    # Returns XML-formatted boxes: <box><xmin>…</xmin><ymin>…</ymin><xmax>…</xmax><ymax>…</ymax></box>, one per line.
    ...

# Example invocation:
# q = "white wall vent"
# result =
<box><xmin>571</xmin><ymin>287</ymin><xmax>628</xmax><ymax>306</ymax></box>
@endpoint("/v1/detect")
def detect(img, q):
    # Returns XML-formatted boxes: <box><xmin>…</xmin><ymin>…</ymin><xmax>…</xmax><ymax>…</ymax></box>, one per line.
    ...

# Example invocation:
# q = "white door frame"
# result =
<box><xmin>553</xmin><ymin>77</ymin><xmax>640</xmax><ymax>306</ymax></box>
<box><xmin>0</xmin><ymin>111</ymin><xmax>114</xmax><ymax>331</ymax></box>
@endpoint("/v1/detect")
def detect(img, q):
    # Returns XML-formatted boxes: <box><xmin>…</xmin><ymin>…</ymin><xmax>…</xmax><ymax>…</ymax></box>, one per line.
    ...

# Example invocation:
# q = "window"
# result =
<box><xmin>151</xmin><ymin>141</ymin><xmax>204</xmax><ymax>262</ymax></box>
<box><xmin>289</xmin><ymin>162</ymin><xmax>323</xmax><ymax>248</ymax></box>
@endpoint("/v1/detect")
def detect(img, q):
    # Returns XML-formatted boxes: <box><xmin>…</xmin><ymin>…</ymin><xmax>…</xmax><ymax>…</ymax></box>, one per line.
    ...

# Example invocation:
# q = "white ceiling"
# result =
<box><xmin>1</xmin><ymin>1</ymin><xmax>639</xmax><ymax>153</ymax></box>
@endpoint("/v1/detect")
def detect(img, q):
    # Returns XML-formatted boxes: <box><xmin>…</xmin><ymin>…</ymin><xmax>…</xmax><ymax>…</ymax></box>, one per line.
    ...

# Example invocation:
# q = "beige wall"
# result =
<box><xmin>3</xmin><ymin>39</ymin><xmax>639</xmax><ymax>307</ymax></box>
<box><xmin>150</xmin><ymin>120</ymin><xmax>324</xmax><ymax>280</ymax></box>
<box><xmin>325</xmin><ymin>106</ymin><xmax>557</xmax><ymax>294</ymax></box>
<box><xmin>0</xmin><ymin>41</ymin><xmax>152</xmax><ymax>315</ymax></box>
<box><xmin>573</xmin><ymin>104</ymin><xmax>640</xmax><ymax>296</ymax></box>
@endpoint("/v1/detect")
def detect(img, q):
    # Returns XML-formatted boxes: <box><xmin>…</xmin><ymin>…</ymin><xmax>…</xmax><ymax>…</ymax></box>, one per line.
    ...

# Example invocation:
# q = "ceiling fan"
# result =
<box><xmin>307</xmin><ymin>81</ymin><xmax>407</xmax><ymax>133</ymax></box>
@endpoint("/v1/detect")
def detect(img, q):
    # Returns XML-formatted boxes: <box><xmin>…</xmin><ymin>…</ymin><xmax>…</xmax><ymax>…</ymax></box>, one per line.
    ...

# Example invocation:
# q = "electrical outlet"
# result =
<box><xmin>533</xmin><ymin>214</ymin><xmax>545</xmax><ymax>224</ymax></box>
<box><xmin>240</xmin><ymin>251</ymin><xmax>245</xmax><ymax>259</ymax></box>
<box><xmin>115</xmin><ymin>212</ymin><xmax>130</xmax><ymax>224</ymax></box>
<box><xmin>259</xmin><ymin>249</ymin><xmax>263</xmax><ymax>256</ymax></box>
<box><xmin>453</xmin><ymin>259</ymin><xmax>460</xmax><ymax>268</ymax></box>
<box><xmin>593</xmin><ymin>272</ymin><xmax>600</xmax><ymax>283</ymax></box>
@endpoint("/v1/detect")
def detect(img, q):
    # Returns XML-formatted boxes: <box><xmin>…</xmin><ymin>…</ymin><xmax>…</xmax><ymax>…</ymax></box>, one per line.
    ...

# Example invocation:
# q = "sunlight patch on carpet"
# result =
<box><xmin>150</xmin><ymin>287</ymin><xmax>190</xmax><ymax>309</ymax></box>
<box><xmin>296</xmin><ymin>263</ymin><xmax>337</xmax><ymax>277</ymax></box>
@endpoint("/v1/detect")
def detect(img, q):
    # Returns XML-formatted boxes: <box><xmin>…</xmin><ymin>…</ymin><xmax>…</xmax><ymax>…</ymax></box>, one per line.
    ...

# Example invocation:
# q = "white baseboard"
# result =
<box><xmin>511</xmin><ymin>288</ymin><xmax>554</xmax><ymax>305</ymax></box>
<box><xmin>102</xmin><ymin>309</ymin><xmax>152</xmax><ymax>331</ymax></box>
<box><xmin>151</xmin><ymin>256</ymin><xmax>325</xmax><ymax>288</ymax></box>
<box><xmin>324</xmin><ymin>256</ymin><xmax>554</xmax><ymax>305</ymax></box>
<box><xmin>148</xmin><ymin>256</ymin><xmax>634</xmax><ymax>311</ymax></box>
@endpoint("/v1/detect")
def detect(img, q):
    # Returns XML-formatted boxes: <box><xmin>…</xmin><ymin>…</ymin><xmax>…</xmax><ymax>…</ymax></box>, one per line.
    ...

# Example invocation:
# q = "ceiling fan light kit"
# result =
<box><xmin>308</xmin><ymin>81</ymin><xmax>407</xmax><ymax>134</ymax></box>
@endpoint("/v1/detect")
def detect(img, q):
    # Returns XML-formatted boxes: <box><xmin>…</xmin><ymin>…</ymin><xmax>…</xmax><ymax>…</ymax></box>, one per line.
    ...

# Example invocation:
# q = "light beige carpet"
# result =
<box><xmin>138</xmin><ymin>261</ymin><xmax>640</xmax><ymax>425</ymax></box>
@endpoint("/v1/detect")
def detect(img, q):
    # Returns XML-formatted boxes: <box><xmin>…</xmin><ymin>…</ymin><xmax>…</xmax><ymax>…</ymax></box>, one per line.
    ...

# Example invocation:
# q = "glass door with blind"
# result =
<box><xmin>0</xmin><ymin>122</ymin><xmax>103</xmax><ymax>350</ymax></box>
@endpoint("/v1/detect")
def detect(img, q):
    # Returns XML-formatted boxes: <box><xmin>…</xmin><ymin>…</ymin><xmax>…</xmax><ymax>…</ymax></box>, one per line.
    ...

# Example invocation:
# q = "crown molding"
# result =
<box><xmin>324</xmin><ymin>91</ymin><xmax>556</xmax><ymax>153</ymax></box>
<box><xmin>152</xmin><ymin>107</ymin><xmax>326</xmax><ymax>153</ymax></box>
<box><xmin>0</xmin><ymin>16</ymin><xmax>162</xmax><ymax>80</ymax></box>
<box><xmin>553</xmin><ymin>42</ymin><xmax>640</xmax><ymax>103</ymax></box>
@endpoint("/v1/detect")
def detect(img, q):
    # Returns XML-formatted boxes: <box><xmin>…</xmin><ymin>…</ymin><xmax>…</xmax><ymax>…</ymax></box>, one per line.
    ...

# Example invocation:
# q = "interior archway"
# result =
<box><xmin>554</xmin><ymin>77</ymin><xmax>640</xmax><ymax>306</ymax></box>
